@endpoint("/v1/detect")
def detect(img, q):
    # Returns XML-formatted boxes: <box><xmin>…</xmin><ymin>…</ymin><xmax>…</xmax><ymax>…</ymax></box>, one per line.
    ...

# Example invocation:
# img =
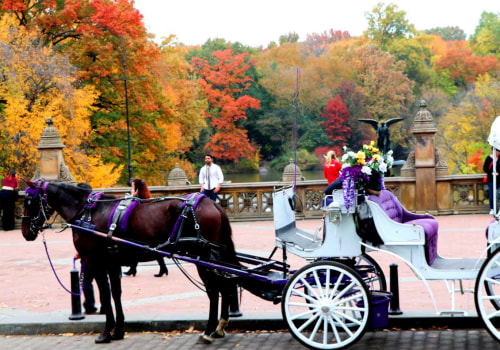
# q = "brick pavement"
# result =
<box><xmin>0</xmin><ymin>214</ymin><xmax>498</xmax><ymax>348</ymax></box>
<box><xmin>0</xmin><ymin>329</ymin><xmax>499</xmax><ymax>350</ymax></box>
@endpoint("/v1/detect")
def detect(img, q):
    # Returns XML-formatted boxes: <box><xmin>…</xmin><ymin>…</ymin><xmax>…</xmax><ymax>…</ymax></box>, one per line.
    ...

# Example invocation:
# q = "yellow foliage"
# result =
<box><xmin>0</xmin><ymin>14</ymin><xmax>121</xmax><ymax>186</ymax></box>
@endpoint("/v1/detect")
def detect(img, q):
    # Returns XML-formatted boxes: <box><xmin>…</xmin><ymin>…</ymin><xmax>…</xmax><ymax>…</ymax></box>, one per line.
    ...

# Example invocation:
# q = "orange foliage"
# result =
<box><xmin>192</xmin><ymin>49</ymin><xmax>260</xmax><ymax>162</ymax></box>
<box><xmin>434</xmin><ymin>41</ymin><xmax>499</xmax><ymax>85</ymax></box>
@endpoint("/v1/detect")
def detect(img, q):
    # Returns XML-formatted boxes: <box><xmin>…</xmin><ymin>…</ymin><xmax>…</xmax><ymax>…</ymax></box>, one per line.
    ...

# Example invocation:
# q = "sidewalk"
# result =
<box><xmin>0</xmin><ymin>214</ymin><xmax>494</xmax><ymax>335</ymax></box>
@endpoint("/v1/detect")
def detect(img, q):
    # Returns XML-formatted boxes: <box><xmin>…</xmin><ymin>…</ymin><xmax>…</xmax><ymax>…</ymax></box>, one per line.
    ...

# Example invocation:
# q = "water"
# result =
<box><xmin>191</xmin><ymin>164</ymin><xmax>403</xmax><ymax>184</ymax></box>
<box><xmin>224</xmin><ymin>169</ymin><xmax>325</xmax><ymax>183</ymax></box>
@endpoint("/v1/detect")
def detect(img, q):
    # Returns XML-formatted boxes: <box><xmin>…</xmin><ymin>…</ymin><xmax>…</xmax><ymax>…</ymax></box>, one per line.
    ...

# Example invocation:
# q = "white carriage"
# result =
<box><xmin>272</xmin><ymin>117</ymin><xmax>500</xmax><ymax>350</ymax></box>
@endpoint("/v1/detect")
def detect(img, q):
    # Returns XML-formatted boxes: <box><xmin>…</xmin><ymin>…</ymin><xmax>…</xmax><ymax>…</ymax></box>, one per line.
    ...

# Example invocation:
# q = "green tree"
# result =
<box><xmin>364</xmin><ymin>2</ymin><xmax>416</xmax><ymax>49</ymax></box>
<box><xmin>425</xmin><ymin>26</ymin><xmax>466</xmax><ymax>41</ymax></box>
<box><xmin>470</xmin><ymin>11</ymin><xmax>500</xmax><ymax>59</ymax></box>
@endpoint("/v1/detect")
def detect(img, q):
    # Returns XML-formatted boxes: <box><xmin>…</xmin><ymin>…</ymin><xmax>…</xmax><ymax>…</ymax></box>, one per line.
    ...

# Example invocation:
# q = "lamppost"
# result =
<box><xmin>122</xmin><ymin>61</ymin><xmax>133</xmax><ymax>186</ymax></box>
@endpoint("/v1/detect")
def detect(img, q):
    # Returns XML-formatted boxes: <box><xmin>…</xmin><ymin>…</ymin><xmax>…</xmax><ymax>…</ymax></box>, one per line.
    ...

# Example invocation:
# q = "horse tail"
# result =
<box><xmin>215</xmin><ymin>203</ymin><xmax>240</xmax><ymax>266</ymax></box>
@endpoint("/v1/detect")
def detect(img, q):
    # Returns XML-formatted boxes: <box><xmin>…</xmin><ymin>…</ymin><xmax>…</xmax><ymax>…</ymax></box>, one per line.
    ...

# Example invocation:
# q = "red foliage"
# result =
<box><xmin>192</xmin><ymin>49</ymin><xmax>261</xmax><ymax>162</ymax></box>
<box><xmin>321</xmin><ymin>96</ymin><xmax>351</xmax><ymax>146</ymax></box>
<box><xmin>468</xmin><ymin>150</ymin><xmax>484</xmax><ymax>172</ymax></box>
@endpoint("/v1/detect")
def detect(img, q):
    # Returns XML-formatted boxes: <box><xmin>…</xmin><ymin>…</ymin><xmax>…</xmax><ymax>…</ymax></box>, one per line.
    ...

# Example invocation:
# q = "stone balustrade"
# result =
<box><xmin>13</xmin><ymin>174</ymin><xmax>488</xmax><ymax>228</ymax></box>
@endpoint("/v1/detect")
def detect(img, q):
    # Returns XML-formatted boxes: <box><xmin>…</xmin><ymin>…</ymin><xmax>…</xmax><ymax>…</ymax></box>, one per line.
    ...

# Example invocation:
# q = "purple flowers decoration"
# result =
<box><xmin>340</xmin><ymin>141</ymin><xmax>393</xmax><ymax>211</ymax></box>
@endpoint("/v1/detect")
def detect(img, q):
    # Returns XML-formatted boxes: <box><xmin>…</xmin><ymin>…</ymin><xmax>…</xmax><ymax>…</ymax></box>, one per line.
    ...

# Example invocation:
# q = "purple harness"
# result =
<box><xmin>169</xmin><ymin>193</ymin><xmax>206</xmax><ymax>240</ymax></box>
<box><xmin>107</xmin><ymin>198</ymin><xmax>140</xmax><ymax>233</ymax></box>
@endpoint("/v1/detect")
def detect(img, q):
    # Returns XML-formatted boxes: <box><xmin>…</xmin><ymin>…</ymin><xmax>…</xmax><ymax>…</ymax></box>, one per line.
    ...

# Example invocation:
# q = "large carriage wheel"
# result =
<box><xmin>475</xmin><ymin>247</ymin><xmax>500</xmax><ymax>343</ymax></box>
<box><xmin>354</xmin><ymin>254</ymin><xmax>387</xmax><ymax>291</ymax></box>
<box><xmin>282</xmin><ymin>261</ymin><xmax>371</xmax><ymax>350</ymax></box>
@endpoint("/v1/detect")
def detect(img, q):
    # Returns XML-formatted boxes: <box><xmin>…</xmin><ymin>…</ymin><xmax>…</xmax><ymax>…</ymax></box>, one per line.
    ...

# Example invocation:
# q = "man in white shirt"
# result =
<box><xmin>199</xmin><ymin>154</ymin><xmax>224</xmax><ymax>202</ymax></box>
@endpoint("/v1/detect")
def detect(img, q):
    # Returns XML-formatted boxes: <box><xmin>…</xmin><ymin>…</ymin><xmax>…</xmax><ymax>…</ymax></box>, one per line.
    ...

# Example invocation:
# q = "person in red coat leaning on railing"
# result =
<box><xmin>0</xmin><ymin>170</ymin><xmax>19</xmax><ymax>231</ymax></box>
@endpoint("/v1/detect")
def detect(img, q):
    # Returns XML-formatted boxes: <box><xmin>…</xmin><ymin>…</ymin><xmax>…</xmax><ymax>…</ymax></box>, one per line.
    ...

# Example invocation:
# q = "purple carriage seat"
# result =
<box><xmin>368</xmin><ymin>190</ymin><xmax>439</xmax><ymax>265</ymax></box>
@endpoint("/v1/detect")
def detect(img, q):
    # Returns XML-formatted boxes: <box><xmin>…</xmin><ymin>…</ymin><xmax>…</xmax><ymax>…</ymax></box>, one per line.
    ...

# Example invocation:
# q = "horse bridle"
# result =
<box><xmin>23</xmin><ymin>179</ymin><xmax>55</xmax><ymax>235</ymax></box>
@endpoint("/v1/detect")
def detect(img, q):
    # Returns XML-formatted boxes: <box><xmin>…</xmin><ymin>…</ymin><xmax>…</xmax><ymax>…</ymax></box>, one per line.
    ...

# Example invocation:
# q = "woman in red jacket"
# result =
<box><xmin>324</xmin><ymin>150</ymin><xmax>342</xmax><ymax>184</ymax></box>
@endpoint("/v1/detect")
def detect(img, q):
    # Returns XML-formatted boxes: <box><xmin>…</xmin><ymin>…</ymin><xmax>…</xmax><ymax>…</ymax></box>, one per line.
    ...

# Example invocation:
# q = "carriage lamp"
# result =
<box><xmin>328</xmin><ymin>202</ymin><xmax>341</xmax><ymax>224</ymax></box>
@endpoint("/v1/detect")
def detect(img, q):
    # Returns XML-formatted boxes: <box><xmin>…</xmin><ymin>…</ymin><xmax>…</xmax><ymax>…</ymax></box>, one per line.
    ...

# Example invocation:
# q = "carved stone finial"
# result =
<box><xmin>282</xmin><ymin>159</ymin><xmax>305</xmax><ymax>181</ymax></box>
<box><xmin>412</xmin><ymin>99</ymin><xmax>436</xmax><ymax>133</ymax></box>
<box><xmin>167</xmin><ymin>163</ymin><xmax>191</xmax><ymax>186</ymax></box>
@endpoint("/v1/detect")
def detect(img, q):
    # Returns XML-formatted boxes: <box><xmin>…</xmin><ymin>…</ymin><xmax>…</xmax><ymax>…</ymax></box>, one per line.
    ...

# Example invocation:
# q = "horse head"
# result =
<box><xmin>21</xmin><ymin>179</ymin><xmax>54</xmax><ymax>241</ymax></box>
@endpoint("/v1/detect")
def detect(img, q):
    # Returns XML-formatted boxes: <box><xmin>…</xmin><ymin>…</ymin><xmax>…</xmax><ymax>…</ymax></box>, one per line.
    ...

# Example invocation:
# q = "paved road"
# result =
<box><xmin>1</xmin><ymin>329</ymin><xmax>499</xmax><ymax>349</ymax></box>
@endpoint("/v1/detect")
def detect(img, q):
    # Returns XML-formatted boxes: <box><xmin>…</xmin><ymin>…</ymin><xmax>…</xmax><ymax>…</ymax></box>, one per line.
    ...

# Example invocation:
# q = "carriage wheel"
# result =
<box><xmin>475</xmin><ymin>247</ymin><xmax>500</xmax><ymax>343</ymax></box>
<box><xmin>354</xmin><ymin>254</ymin><xmax>387</xmax><ymax>291</ymax></box>
<box><xmin>282</xmin><ymin>261</ymin><xmax>371</xmax><ymax>350</ymax></box>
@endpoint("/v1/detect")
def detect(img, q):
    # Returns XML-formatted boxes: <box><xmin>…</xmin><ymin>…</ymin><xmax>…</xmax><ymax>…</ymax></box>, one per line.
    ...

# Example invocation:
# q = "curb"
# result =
<box><xmin>0</xmin><ymin>311</ymin><xmax>485</xmax><ymax>336</ymax></box>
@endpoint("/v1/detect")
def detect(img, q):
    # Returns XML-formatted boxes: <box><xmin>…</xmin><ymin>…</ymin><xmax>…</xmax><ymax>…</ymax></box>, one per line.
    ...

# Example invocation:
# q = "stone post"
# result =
<box><xmin>32</xmin><ymin>118</ymin><xmax>76</xmax><ymax>184</ymax></box>
<box><xmin>401</xmin><ymin>100</ymin><xmax>449</xmax><ymax>213</ymax></box>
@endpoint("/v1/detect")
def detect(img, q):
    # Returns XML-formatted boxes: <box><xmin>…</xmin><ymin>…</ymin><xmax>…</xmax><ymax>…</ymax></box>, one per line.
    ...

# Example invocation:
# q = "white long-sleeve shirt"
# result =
<box><xmin>199</xmin><ymin>163</ymin><xmax>224</xmax><ymax>191</ymax></box>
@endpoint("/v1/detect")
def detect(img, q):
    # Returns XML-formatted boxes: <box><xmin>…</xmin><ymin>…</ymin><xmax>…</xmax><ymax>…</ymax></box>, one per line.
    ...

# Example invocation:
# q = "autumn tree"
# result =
<box><xmin>191</xmin><ymin>49</ymin><xmax>260</xmax><ymax>162</ymax></box>
<box><xmin>304</xmin><ymin>29</ymin><xmax>351</xmax><ymax>56</ymax></box>
<box><xmin>364</xmin><ymin>2</ymin><xmax>416</xmax><ymax>49</ymax></box>
<box><xmin>425</xmin><ymin>26</ymin><xmax>466</xmax><ymax>41</ymax></box>
<box><xmin>321</xmin><ymin>96</ymin><xmax>351</xmax><ymax>146</ymax></box>
<box><xmin>470</xmin><ymin>11</ymin><xmax>500</xmax><ymax>59</ymax></box>
<box><xmin>0</xmin><ymin>14</ymin><xmax>122</xmax><ymax>187</ymax></box>
<box><xmin>436</xmin><ymin>74</ymin><xmax>500</xmax><ymax>173</ymax></box>
<box><xmin>433</xmin><ymin>40</ymin><xmax>499</xmax><ymax>88</ymax></box>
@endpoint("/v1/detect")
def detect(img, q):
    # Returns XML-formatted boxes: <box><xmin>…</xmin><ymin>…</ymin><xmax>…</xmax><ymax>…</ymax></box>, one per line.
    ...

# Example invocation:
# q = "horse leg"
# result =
<box><xmin>196</xmin><ymin>268</ymin><xmax>220</xmax><ymax>344</ymax></box>
<box><xmin>212</xmin><ymin>279</ymin><xmax>231</xmax><ymax>339</ymax></box>
<box><xmin>93</xmin><ymin>268</ymin><xmax>115</xmax><ymax>344</ymax></box>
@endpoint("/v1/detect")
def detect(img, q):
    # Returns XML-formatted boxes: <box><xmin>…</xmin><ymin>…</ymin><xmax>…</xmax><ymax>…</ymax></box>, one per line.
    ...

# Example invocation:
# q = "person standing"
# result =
<box><xmin>199</xmin><ymin>154</ymin><xmax>224</xmax><ymax>202</ymax></box>
<box><xmin>324</xmin><ymin>151</ymin><xmax>343</xmax><ymax>195</ymax></box>
<box><xmin>484</xmin><ymin>149</ymin><xmax>500</xmax><ymax>215</ymax></box>
<box><xmin>123</xmin><ymin>178</ymin><xmax>169</xmax><ymax>277</ymax></box>
<box><xmin>198</xmin><ymin>156</ymin><xmax>241</xmax><ymax>317</ymax></box>
<box><xmin>0</xmin><ymin>170</ymin><xmax>19</xmax><ymax>231</ymax></box>
<box><xmin>323</xmin><ymin>150</ymin><xmax>342</xmax><ymax>185</ymax></box>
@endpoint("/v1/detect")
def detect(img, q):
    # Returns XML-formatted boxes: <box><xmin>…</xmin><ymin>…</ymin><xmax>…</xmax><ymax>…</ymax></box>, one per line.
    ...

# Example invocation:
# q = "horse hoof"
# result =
<box><xmin>95</xmin><ymin>333</ymin><xmax>112</xmax><ymax>344</ymax></box>
<box><xmin>196</xmin><ymin>334</ymin><xmax>213</xmax><ymax>344</ymax></box>
<box><xmin>111</xmin><ymin>331</ymin><xmax>125</xmax><ymax>340</ymax></box>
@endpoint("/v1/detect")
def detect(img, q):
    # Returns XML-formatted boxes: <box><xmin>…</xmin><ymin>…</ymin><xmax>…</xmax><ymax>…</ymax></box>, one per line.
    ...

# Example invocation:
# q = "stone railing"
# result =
<box><xmin>12</xmin><ymin>175</ymin><xmax>489</xmax><ymax>228</ymax></box>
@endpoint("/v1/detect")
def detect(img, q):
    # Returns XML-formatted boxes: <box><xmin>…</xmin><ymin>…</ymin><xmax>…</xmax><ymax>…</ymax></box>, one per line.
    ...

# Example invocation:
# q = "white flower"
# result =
<box><xmin>379</xmin><ymin>162</ymin><xmax>388</xmax><ymax>173</ymax></box>
<box><xmin>342</xmin><ymin>163</ymin><xmax>351</xmax><ymax>169</ymax></box>
<box><xmin>361</xmin><ymin>165</ymin><xmax>372</xmax><ymax>175</ymax></box>
<box><xmin>341</xmin><ymin>154</ymin><xmax>349</xmax><ymax>162</ymax></box>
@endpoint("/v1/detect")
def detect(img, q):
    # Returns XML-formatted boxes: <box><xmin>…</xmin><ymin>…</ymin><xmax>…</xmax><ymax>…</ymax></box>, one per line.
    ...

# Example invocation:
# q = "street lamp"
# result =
<box><xmin>122</xmin><ymin>61</ymin><xmax>133</xmax><ymax>186</ymax></box>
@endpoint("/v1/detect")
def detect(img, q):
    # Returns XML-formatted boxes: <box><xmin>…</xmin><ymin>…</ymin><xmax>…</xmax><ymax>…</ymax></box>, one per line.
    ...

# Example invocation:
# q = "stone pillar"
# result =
<box><xmin>32</xmin><ymin>118</ymin><xmax>76</xmax><ymax>184</ymax></box>
<box><xmin>409</xmin><ymin>101</ymin><xmax>440</xmax><ymax>213</ymax></box>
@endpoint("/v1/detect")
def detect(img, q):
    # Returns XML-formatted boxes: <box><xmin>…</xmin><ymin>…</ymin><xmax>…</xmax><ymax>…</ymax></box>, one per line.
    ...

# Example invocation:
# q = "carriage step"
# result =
<box><xmin>439</xmin><ymin>310</ymin><xmax>467</xmax><ymax>316</ymax></box>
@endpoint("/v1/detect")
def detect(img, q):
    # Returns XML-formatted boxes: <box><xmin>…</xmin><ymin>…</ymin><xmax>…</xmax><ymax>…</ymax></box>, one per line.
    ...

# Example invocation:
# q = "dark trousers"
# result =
<box><xmin>324</xmin><ymin>178</ymin><xmax>342</xmax><ymax>195</ymax></box>
<box><xmin>81</xmin><ymin>262</ymin><xmax>96</xmax><ymax>312</ymax></box>
<box><xmin>487</xmin><ymin>182</ymin><xmax>500</xmax><ymax>210</ymax></box>
<box><xmin>202</xmin><ymin>189</ymin><xmax>218</xmax><ymax>202</ymax></box>
<box><xmin>0</xmin><ymin>189</ymin><xmax>17</xmax><ymax>230</ymax></box>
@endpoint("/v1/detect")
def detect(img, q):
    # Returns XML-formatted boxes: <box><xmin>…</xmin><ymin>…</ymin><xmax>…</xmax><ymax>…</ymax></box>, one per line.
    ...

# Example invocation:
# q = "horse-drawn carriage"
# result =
<box><xmin>19</xmin><ymin>118</ymin><xmax>500</xmax><ymax>349</ymax></box>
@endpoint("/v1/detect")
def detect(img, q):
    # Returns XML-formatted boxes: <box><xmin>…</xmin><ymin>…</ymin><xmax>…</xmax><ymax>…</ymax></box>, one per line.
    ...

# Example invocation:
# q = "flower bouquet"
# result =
<box><xmin>340</xmin><ymin>141</ymin><xmax>393</xmax><ymax>210</ymax></box>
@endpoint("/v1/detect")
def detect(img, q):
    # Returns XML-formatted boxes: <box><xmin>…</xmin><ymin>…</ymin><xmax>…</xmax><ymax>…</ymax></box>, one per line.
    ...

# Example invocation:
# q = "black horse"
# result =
<box><xmin>21</xmin><ymin>179</ymin><xmax>239</xmax><ymax>344</ymax></box>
